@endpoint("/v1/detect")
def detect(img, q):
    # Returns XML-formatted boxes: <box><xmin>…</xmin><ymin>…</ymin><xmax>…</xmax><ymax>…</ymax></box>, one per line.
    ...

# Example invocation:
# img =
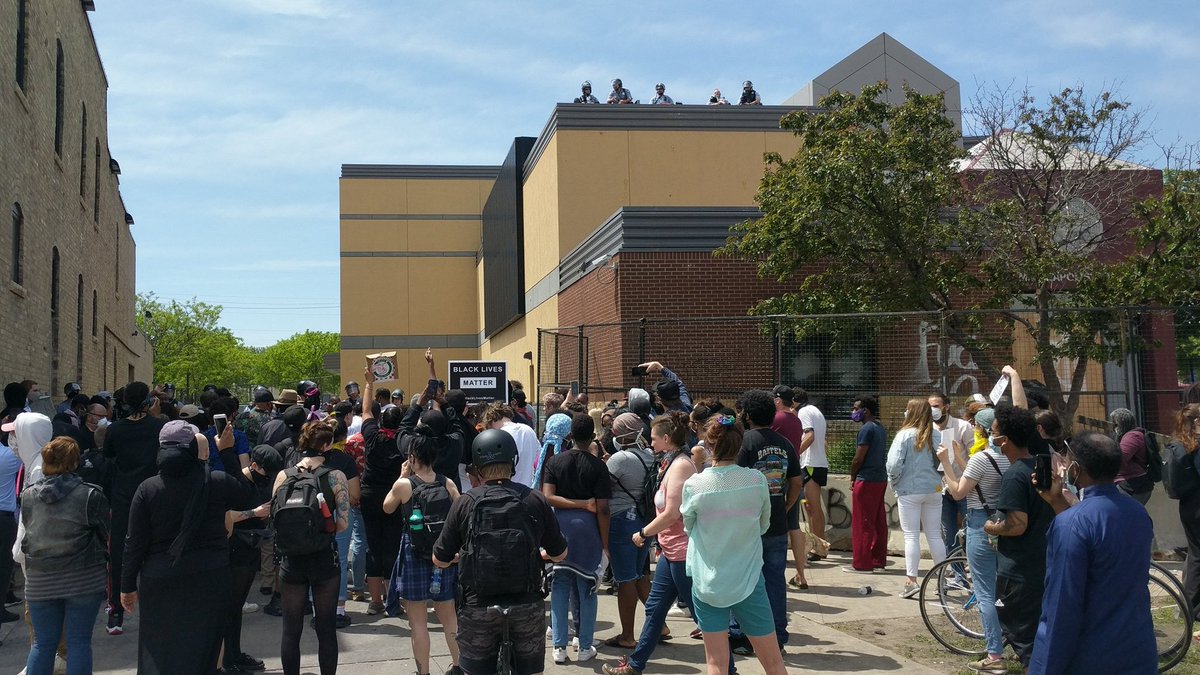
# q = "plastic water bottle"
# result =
<box><xmin>409</xmin><ymin>506</ymin><xmax>424</xmax><ymax>532</ymax></box>
<box><xmin>429</xmin><ymin>568</ymin><xmax>443</xmax><ymax>596</ymax></box>
<box><xmin>857</xmin><ymin>586</ymin><xmax>872</xmax><ymax>595</ymax></box>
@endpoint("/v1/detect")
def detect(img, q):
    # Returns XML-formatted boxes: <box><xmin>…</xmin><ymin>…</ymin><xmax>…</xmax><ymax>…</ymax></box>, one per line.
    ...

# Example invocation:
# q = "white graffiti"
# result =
<box><xmin>914</xmin><ymin>321</ymin><xmax>981</xmax><ymax>395</ymax></box>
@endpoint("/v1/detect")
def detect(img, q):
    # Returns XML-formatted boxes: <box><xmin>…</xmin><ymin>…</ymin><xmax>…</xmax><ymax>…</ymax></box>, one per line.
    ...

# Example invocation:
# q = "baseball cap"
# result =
<box><xmin>282</xmin><ymin>405</ymin><xmax>307</xmax><ymax>431</ymax></box>
<box><xmin>655</xmin><ymin>379</ymin><xmax>681</xmax><ymax>401</ymax></box>
<box><xmin>177</xmin><ymin>404</ymin><xmax>203</xmax><ymax>421</ymax></box>
<box><xmin>253</xmin><ymin>388</ymin><xmax>274</xmax><ymax>404</ymax></box>
<box><xmin>772</xmin><ymin>385</ymin><xmax>794</xmax><ymax>405</ymax></box>
<box><xmin>159</xmin><ymin>419</ymin><xmax>199</xmax><ymax>447</ymax></box>
<box><xmin>251</xmin><ymin>444</ymin><xmax>284</xmax><ymax>475</ymax></box>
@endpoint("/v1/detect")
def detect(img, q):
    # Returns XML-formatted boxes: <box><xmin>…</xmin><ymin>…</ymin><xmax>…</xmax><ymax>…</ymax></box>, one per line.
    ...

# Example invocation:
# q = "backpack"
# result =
<box><xmin>407</xmin><ymin>474</ymin><xmax>453</xmax><ymax>556</ymax></box>
<box><xmin>460</xmin><ymin>483</ymin><xmax>544</xmax><ymax>599</ymax></box>
<box><xmin>1138</xmin><ymin>429</ymin><xmax>1164</xmax><ymax>484</ymax></box>
<box><xmin>1161</xmin><ymin>440</ymin><xmax>1200</xmax><ymax>500</ymax></box>
<box><xmin>270</xmin><ymin>465</ymin><xmax>336</xmax><ymax>556</ymax></box>
<box><xmin>614</xmin><ymin>448</ymin><xmax>655</xmax><ymax>521</ymax></box>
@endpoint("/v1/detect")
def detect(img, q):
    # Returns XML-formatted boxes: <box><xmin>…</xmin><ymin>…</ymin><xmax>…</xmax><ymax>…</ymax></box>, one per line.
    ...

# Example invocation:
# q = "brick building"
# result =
<box><xmin>0</xmin><ymin>0</ymin><xmax>151</xmax><ymax>405</ymax></box>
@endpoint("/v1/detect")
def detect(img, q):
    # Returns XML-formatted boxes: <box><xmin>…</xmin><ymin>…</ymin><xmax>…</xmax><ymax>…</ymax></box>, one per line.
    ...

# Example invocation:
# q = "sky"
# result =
<box><xmin>87</xmin><ymin>0</ymin><xmax>1200</xmax><ymax>347</ymax></box>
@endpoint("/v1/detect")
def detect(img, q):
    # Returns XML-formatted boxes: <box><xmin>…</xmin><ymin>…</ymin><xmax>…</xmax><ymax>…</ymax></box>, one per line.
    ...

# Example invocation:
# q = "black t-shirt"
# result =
<box><xmin>360</xmin><ymin>418</ymin><xmax>406</xmax><ymax>495</ymax></box>
<box><xmin>103</xmin><ymin>415</ymin><xmax>167</xmax><ymax>504</ymax></box>
<box><xmin>737</xmin><ymin>427</ymin><xmax>802</xmax><ymax>537</ymax></box>
<box><xmin>433</xmin><ymin>480</ymin><xmax>566</xmax><ymax>607</ymax></box>
<box><xmin>543</xmin><ymin>449</ymin><xmax>612</xmax><ymax>501</ymax></box>
<box><xmin>994</xmin><ymin>457</ymin><xmax>1054</xmax><ymax>584</ymax></box>
<box><xmin>258</xmin><ymin>419</ymin><xmax>291</xmax><ymax>449</ymax></box>
<box><xmin>323</xmin><ymin>450</ymin><xmax>359</xmax><ymax>481</ymax></box>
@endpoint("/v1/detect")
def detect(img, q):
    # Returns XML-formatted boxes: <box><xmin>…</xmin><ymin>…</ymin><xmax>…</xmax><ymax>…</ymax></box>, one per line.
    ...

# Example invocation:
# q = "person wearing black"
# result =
<box><xmin>120</xmin><ymin>420</ymin><xmax>254</xmax><ymax>675</ymax></box>
<box><xmin>273</xmin><ymin>406</ymin><xmax>309</xmax><ymax>469</ymax></box>
<box><xmin>359</xmin><ymin>368</ymin><xmax>407</xmax><ymax>614</ymax></box>
<box><xmin>102</xmin><ymin>382</ymin><xmax>166</xmax><ymax>636</ymax></box>
<box><xmin>443</xmin><ymin>389</ymin><xmax>476</xmax><ymax>489</ymax></box>
<box><xmin>982</xmin><ymin>405</ymin><xmax>1054</xmax><ymax>670</ymax></box>
<box><xmin>434</xmin><ymin>429</ymin><xmax>568</xmax><ymax>675</ymax></box>
<box><xmin>270</xmin><ymin>421</ymin><xmax>350</xmax><ymax>675</ymax></box>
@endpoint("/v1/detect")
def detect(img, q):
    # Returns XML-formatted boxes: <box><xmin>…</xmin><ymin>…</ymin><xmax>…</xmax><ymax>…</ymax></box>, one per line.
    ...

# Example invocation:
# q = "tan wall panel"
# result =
<box><xmin>406</xmin><ymin>179</ymin><xmax>490</xmax><ymax>215</ymax></box>
<box><xmin>407</xmin><ymin>258</ymin><xmax>479</xmax><ymax>334</ymax></box>
<box><xmin>521</xmin><ymin>137</ymin><xmax>561</xmax><ymax>292</ymax></box>
<box><xmin>764</xmin><ymin>132</ymin><xmax>804</xmax><ymax>161</ymax></box>
<box><xmin>627</xmin><ymin>130</ymin><xmax>772</xmax><ymax>206</ymax></box>
<box><xmin>340</xmin><ymin>179</ymin><xmax>408</xmax><ymax>214</ymax></box>
<box><xmin>407</xmin><ymin>221</ymin><xmax>481</xmax><ymax>252</ymax></box>
<box><xmin>480</xmin><ymin>297</ymin><xmax>558</xmax><ymax>387</ymax></box>
<box><xmin>554</xmin><ymin>131</ymin><xmax>631</xmax><ymax>259</ymax></box>
<box><xmin>340</xmin><ymin>220</ymin><xmax>406</xmax><ymax>251</ymax></box>
<box><xmin>341</xmin><ymin>258</ymin><xmax>410</xmax><ymax>335</ymax></box>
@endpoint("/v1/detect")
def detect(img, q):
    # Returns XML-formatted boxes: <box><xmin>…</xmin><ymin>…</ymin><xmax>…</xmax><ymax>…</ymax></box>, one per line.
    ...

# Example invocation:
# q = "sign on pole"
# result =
<box><xmin>447</xmin><ymin>360</ymin><xmax>509</xmax><ymax>404</ymax></box>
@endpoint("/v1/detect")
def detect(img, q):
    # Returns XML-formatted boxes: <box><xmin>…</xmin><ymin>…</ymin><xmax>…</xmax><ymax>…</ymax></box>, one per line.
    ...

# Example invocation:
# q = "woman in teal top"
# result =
<box><xmin>681</xmin><ymin>414</ymin><xmax>787</xmax><ymax>675</ymax></box>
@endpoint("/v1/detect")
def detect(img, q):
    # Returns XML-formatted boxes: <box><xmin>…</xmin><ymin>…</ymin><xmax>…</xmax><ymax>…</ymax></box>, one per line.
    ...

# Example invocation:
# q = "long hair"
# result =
<box><xmin>1174</xmin><ymin>404</ymin><xmax>1200</xmax><ymax>453</ymax></box>
<box><xmin>900</xmin><ymin>398</ymin><xmax>934</xmax><ymax>452</ymax></box>
<box><xmin>703</xmin><ymin>414</ymin><xmax>744</xmax><ymax>462</ymax></box>
<box><xmin>298</xmin><ymin>421</ymin><xmax>334</xmax><ymax>456</ymax></box>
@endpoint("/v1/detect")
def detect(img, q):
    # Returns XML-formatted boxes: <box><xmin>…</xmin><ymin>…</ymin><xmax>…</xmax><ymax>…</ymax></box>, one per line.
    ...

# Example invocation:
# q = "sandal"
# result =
<box><xmin>689</xmin><ymin>628</ymin><xmax>703</xmax><ymax>639</ymax></box>
<box><xmin>603</xmin><ymin>635</ymin><xmax>637</xmax><ymax>649</ymax></box>
<box><xmin>788</xmin><ymin>576</ymin><xmax>809</xmax><ymax>590</ymax></box>
<box><xmin>659</xmin><ymin>627</ymin><xmax>672</xmax><ymax>642</ymax></box>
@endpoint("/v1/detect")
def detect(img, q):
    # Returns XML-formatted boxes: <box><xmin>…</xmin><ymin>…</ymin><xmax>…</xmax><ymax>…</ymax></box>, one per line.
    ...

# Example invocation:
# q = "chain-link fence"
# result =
<box><xmin>538</xmin><ymin>307</ymin><xmax>1191</xmax><ymax>473</ymax></box>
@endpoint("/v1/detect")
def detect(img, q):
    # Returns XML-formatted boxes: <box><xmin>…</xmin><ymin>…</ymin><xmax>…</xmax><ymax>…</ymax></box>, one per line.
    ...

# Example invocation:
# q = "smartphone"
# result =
<box><xmin>630</xmin><ymin>366</ymin><xmax>648</xmax><ymax>377</ymax></box>
<box><xmin>213</xmin><ymin>413</ymin><xmax>228</xmax><ymax>436</ymax></box>
<box><xmin>570</xmin><ymin>380</ymin><xmax>580</xmax><ymax>397</ymax></box>
<box><xmin>425</xmin><ymin>379</ymin><xmax>439</xmax><ymax>399</ymax></box>
<box><xmin>1034</xmin><ymin>454</ymin><xmax>1052</xmax><ymax>492</ymax></box>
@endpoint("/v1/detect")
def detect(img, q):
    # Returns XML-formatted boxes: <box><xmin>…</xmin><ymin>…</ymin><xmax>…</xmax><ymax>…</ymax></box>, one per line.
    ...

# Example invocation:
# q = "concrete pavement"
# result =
<box><xmin>0</xmin><ymin>550</ymin><xmax>945</xmax><ymax>674</ymax></box>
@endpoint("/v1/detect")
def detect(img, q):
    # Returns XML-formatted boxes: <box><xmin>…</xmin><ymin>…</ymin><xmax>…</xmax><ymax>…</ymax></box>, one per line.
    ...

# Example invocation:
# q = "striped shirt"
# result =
<box><xmin>24</xmin><ymin>563</ymin><xmax>107</xmax><ymax>602</ymax></box>
<box><xmin>961</xmin><ymin>449</ymin><xmax>1010</xmax><ymax>511</ymax></box>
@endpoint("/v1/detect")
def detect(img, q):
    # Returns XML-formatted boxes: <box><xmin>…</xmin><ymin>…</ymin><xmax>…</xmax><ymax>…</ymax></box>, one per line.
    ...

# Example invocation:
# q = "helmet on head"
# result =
<box><xmin>612</xmin><ymin>78</ymin><xmax>621</xmax><ymax>86</ymax></box>
<box><xmin>471</xmin><ymin>428</ymin><xmax>518</xmax><ymax>470</ymax></box>
<box><xmin>655</xmin><ymin>83</ymin><xmax>665</xmax><ymax>89</ymax></box>
<box><xmin>65</xmin><ymin>382</ymin><xmax>81</xmax><ymax>397</ymax></box>
<box><xmin>581</xmin><ymin>80</ymin><xmax>591</xmax><ymax>89</ymax></box>
<box><xmin>298</xmin><ymin>380</ymin><xmax>319</xmax><ymax>397</ymax></box>
<box><xmin>743</xmin><ymin>80</ymin><xmax>753</xmax><ymax>88</ymax></box>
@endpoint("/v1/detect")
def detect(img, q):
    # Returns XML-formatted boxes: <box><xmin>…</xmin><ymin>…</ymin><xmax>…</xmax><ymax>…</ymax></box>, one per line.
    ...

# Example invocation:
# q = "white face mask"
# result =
<box><xmin>931</xmin><ymin>406</ymin><xmax>943</xmax><ymax>422</ymax></box>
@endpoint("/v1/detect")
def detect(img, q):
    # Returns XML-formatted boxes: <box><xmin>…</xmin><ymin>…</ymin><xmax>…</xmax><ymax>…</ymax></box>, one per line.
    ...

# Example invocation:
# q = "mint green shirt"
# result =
<box><xmin>681</xmin><ymin>465</ymin><xmax>771</xmax><ymax>608</ymax></box>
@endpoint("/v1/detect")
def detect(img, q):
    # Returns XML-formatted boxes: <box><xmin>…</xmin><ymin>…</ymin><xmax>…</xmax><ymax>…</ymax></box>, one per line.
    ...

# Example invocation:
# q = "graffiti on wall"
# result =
<box><xmin>826</xmin><ymin>485</ymin><xmax>900</xmax><ymax>530</ymax></box>
<box><xmin>913</xmin><ymin>321</ymin><xmax>981</xmax><ymax>396</ymax></box>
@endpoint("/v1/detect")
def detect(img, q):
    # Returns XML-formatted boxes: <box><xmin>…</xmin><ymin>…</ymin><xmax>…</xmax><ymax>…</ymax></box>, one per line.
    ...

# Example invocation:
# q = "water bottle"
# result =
<box><xmin>316</xmin><ymin>493</ymin><xmax>335</xmax><ymax>533</ymax></box>
<box><xmin>409</xmin><ymin>506</ymin><xmax>424</xmax><ymax>532</ymax></box>
<box><xmin>857</xmin><ymin>586</ymin><xmax>872</xmax><ymax>596</ymax></box>
<box><xmin>429</xmin><ymin>568</ymin><xmax>443</xmax><ymax>596</ymax></box>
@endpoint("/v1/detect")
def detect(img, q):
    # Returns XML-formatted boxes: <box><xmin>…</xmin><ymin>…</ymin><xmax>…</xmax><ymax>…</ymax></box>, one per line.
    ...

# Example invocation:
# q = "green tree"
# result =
<box><xmin>725</xmin><ymin>82</ymin><xmax>1199</xmax><ymax>427</ymax></box>
<box><xmin>136</xmin><ymin>293</ymin><xmax>256</xmax><ymax>399</ymax></box>
<box><xmin>254</xmin><ymin>330</ymin><xmax>340</xmax><ymax>394</ymax></box>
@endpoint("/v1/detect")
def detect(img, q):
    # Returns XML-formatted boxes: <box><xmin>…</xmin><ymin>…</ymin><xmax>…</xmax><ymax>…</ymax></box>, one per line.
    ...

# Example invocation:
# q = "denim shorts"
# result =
<box><xmin>608</xmin><ymin>509</ymin><xmax>649</xmax><ymax>584</ymax></box>
<box><xmin>691</xmin><ymin>574</ymin><xmax>775</xmax><ymax>638</ymax></box>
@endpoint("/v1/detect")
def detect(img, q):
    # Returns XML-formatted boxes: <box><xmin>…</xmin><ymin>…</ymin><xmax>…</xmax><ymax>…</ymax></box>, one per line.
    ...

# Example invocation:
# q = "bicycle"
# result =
<box><xmin>488</xmin><ymin>605</ymin><xmax>515</xmax><ymax>675</ymax></box>
<box><xmin>919</xmin><ymin>554</ymin><xmax>1194</xmax><ymax>672</ymax></box>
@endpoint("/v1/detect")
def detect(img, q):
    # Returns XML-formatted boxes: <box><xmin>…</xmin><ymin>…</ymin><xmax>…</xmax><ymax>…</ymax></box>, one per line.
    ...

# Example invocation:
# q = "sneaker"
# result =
<box><xmin>603</xmin><ymin>657</ymin><xmax>642</xmax><ymax>675</ymax></box>
<box><xmin>0</xmin><ymin>609</ymin><xmax>20</xmax><ymax>623</ymax></box>
<box><xmin>729</xmin><ymin>634</ymin><xmax>754</xmax><ymax>656</ymax></box>
<box><xmin>570</xmin><ymin>636</ymin><xmax>580</xmax><ymax>650</ymax></box>
<box><xmin>667</xmin><ymin>603</ymin><xmax>690</xmax><ymax>618</ymax></box>
<box><xmin>841</xmin><ymin>566</ymin><xmax>876</xmax><ymax>574</ymax></box>
<box><xmin>366</xmin><ymin>601</ymin><xmax>385</xmax><ymax>615</ymax></box>
<box><xmin>968</xmin><ymin>656</ymin><xmax>1007</xmax><ymax>673</ymax></box>
<box><xmin>546</xmin><ymin>626</ymin><xmax>552</xmax><ymax>639</ymax></box>
<box><xmin>553</xmin><ymin>647</ymin><xmax>568</xmax><ymax>664</ymax></box>
<box><xmin>577</xmin><ymin>646</ymin><xmax>598</xmax><ymax>662</ymax></box>
<box><xmin>242</xmin><ymin>601</ymin><xmax>260</xmax><ymax>613</ymax></box>
<box><xmin>5</xmin><ymin>590</ymin><xmax>21</xmax><ymax>606</ymax></box>
<box><xmin>349</xmin><ymin>590</ymin><xmax>368</xmax><ymax>602</ymax></box>
<box><xmin>444</xmin><ymin>667</ymin><xmax>464</xmax><ymax>675</ymax></box>
<box><xmin>263</xmin><ymin>595</ymin><xmax>283</xmax><ymax>617</ymax></box>
<box><xmin>234</xmin><ymin>652</ymin><xmax>265</xmax><ymax>672</ymax></box>
<box><xmin>807</xmin><ymin>552</ymin><xmax>825</xmax><ymax>562</ymax></box>
<box><xmin>335</xmin><ymin>613</ymin><xmax>352</xmax><ymax>629</ymax></box>
<box><xmin>900</xmin><ymin>583</ymin><xmax>920</xmax><ymax>599</ymax></box>
<box><xmin>946</xmin><ymin>575</ymin><xmax>970</xmax><ymax>592</ymax></box>
<box><xmin>106</xmin><ymin>612</ymin><xmax>123</xmax><ymax>635</ymax></box>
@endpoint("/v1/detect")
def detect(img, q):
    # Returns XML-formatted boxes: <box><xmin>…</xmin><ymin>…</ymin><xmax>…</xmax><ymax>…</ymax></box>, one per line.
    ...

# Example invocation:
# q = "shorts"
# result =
<box><xmin>787</xmin><ymin>502</ymin><xmax>800</xmax><ymax>531</ymax></box>
<box><xmin>395</xmin><ymin>535</ymin><xmax>457</xmax><ymax>603</ymax></box>
<box><xmin>802</xmin><ymin>466</ymin><xmax>829</xmax><ymax>487</ymax></box>
<box><xmin>457</xmin><ymin>601</ymin><xmax>546</xmax><ymax>675</ymax></box>
<box><xmin>691</xmin><ymin>574</ymin><xmax>775</xmax><ymax>638</ymax></box>
<box><xmin>279</xmin><ymin>547</ymin><xmax>340</xmax><ymax>586</ymax></box>
<box><xmin>608</xmin><ymin>510</ymin><xmax>650</xmax><ymax>584</ymax></box>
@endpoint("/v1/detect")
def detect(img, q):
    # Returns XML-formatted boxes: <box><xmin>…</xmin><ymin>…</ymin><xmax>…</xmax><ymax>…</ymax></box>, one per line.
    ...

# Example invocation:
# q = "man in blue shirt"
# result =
<box><xmin>845</xmin><ymin>395</ymin><xmax>888</xmax><ymax>573</ymax></box>
<box><xmin>1028</xmin><ymin>431</ymin><xmax>1156</xmax><ymax>674</ymax></box>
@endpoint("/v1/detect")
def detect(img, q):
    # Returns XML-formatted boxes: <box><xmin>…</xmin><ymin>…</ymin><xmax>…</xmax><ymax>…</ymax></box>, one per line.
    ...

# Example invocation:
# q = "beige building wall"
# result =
<box><xmin>0</xmin><ymin>0</ymin><xmax>150</xmax><ymax>400</ymax></box>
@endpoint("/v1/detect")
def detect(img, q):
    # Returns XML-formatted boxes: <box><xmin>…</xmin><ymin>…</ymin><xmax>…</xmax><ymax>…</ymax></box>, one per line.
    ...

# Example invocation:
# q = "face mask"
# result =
<box><xmin>1064</xmin><ymin>460</ymin><xmax>1080</xmax><ymax>494</ymax></box>
<box><xmin>851</xmin><ymin>409</ymin><xmax>865</xmax><ymax>423</ymax></box>
<box><xmin>987</xmin><ymin>438</ymin><xmax>1001</xmax><ymax>453</ymax></box>
<box><xmin>931</xmin><ymin>407</ymin><xmax>943</xmax><ymax>422</ymax></box>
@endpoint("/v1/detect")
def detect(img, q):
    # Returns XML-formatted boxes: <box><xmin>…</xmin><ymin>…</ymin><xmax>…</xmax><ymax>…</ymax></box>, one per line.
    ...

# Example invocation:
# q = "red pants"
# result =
<box><xmin>851</xmin><ymin>480</ymin><xmax>888</xmax><ymax>571</ymax></box>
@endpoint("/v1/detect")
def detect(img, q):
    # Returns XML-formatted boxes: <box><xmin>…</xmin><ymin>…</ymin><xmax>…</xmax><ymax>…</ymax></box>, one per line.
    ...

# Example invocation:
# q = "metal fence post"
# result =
<box><xmin>772</xmin><ymin>319</ymin><xmax>782</xmax><ymax>384</ymax></box>
<box><xmin>938</xmin><ymin>311</ymin><xmax>950</xmax><ymax>395</ymax></box>
<box><xmin>638</xmin><ymin>318</ymin><xmax>647</xmax><ymax>389</ymax></box>
<box><xmin>577</xmin><ymin>325</ymin><xmax>585</xmax><ymax>388</ymax></box>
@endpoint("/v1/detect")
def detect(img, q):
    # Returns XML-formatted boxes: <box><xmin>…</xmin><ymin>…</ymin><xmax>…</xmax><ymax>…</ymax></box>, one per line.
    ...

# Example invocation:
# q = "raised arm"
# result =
<box><xmin>1002</xmin><ymin>365</ymin><xmax>1027</xmax><ymax>409</ymax></box>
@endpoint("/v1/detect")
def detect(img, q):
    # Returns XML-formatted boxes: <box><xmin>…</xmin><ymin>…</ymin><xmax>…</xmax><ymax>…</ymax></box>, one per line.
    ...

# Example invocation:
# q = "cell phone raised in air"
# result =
<box><xmin>570</xmin><ymin>380</ymin><xmax>580</xmax><ymax>397</ymax></box>
<box><xmin>425</xmin><ymin>379</ymin><xmax>439</xmax><ymax>399</ymax></box>
<box><xmin>630</xmin><ymin>366</ymin><xmax>648</xmax><ymax>377</ymax></box>
<box><xmin>213</xmin><ymin>413</ymin><xmax>228</xmax><ymax>436</ymax></box>
<box><xmin>1034</xmin><ymin>454</ymin><xmax>1053</xmax><ymax>492</ymax></box>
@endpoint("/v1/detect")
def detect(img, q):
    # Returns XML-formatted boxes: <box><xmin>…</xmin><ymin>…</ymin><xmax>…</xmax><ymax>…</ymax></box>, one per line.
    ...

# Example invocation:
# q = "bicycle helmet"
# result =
<box><xmin>472</xmin><ymin>428</ymin><xmax>518</xmax><ymax>470</ymax></box>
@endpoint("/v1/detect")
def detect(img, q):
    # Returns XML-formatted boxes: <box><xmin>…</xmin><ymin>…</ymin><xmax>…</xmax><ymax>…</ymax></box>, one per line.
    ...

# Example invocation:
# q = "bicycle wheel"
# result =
<box><xmin>1150</xmin><ymin>561</ymin><xmax>1191</xmax><ymax>619</ymax></box>
<box><xmin>1148</xmin><ymin>572</ymin><xmax>1192</xmax><ymax>672</ymax></box>
<box><xmin>919</xmin><ymin>555</ymin><xmax>986</xmax><ymax>656</ymax></box>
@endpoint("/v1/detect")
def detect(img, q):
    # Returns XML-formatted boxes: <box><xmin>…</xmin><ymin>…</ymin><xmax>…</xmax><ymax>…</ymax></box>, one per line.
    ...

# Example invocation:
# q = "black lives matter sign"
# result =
<box><xmin>448</xmin><ymin>361</ymin><xmax>509</xmax><ymax>404</ymax></box>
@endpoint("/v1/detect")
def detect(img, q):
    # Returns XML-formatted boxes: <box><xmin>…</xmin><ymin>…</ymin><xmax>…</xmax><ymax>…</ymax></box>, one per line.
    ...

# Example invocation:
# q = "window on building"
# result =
<box><xmin>79</xmin><ymin>104</ymin><xmax>88</xmax><ymax>196</ymax></box>
<box><xmin>54</xmin><ymin>41</ymin><xmax>64</xmax><ymax>156</ymax></box>
<box><xmin>76</xmin><ymin>275</ymin><xmax>84</xmax><ymax>382</ymax></box>
<box><xmin>15</xmin><ymin>0</ymin><xmax>28</xmax><ymax>90</ymax></box>
<box><xmin>92</xmin><ymin>289</ymin><xmax>98</xmax><ymax>336</ymax></box>
<box><xmin>10</xmin><ymin>203</ymin><xmax>22</xmax><ymax>285</ymax></box>
<box><xmin>93</xmin><ymin>140</ymin><xmax>101</xmax><ymax>222</ymax></box>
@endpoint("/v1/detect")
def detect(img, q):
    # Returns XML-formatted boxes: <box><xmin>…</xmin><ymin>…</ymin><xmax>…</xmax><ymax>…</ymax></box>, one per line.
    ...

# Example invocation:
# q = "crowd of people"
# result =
<box><xmin>0</xmin><ymin>358</ymin><xmax>1194</xmax><ymax>675</ymax></box>
<box><xmin>571</xmin><ymin>79</ymin><xmax>763</xmax><ymax>106</ymax></box>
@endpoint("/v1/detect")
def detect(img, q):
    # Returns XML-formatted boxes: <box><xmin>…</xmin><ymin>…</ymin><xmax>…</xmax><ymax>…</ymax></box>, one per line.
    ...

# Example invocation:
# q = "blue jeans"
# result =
<box><xmin>629</xmin><ymin>557</ymin><xmax>694</xmax><ymax>671</ymax></box>
<box><xmin>27</xmin><ymin>591</ymin><xmax>105</xmax><ymax>675</ymax></box>
<box><xmin>730</xmin><ymin>534</ymin><xmax>789</xmax><ymax>648</ymax></box>
<box><xmin>941</xmin><ymin>491</ymin><xmax>967</xmax><ymax>552</ymax></box>
<box><xmin>551</xmin><ymin>572</ymin><xmax>596</xmax><ymax>649</ymax></box>
<box><xmin>336</xmin><ymin>520</ymin><xmax>352</xmax><ymax>603</ymax></box>
<box><xmin>348</xmin><ymin>506</ymin><xmax>367</xmax><ymax>592</ymax></box>
<box><xmin>965</xmin><ymin>508</ymin><xmax>1003</xmax><ymax>656</ymax></box>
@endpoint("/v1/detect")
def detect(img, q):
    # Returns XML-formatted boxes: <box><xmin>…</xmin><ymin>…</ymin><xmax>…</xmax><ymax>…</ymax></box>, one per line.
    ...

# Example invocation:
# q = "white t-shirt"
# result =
<box><xmin>502</xmin><ymin>420</ymin><xmax>543</xmax><ymax>488</ymax></box>
<box><xmin>796</xmin><ymin>404</ymin><xmax>828</xmax><ymax>469</ymax></box>
<box><xmin>935</xmin><ymin>416</ymin><xmax>974</xmax><ymax>473</ymax></box>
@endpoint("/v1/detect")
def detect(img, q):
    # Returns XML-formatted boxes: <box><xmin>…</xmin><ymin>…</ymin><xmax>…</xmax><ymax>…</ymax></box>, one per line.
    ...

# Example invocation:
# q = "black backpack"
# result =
<box><xmin>407</xmin><ymin>474</ymin><xmax>453</xmax><ymax>556</ymax></box>
<box><xmin>1161</xmin><ymin>440</ymin><xmax>1200</xmax><ymax>500</ymax></box>
<box><xmin>614</xmin><ymin>449</ymin><xmax>655</xmax><ymax>521</ymax></box>
<box><xmin>271</xmin><ymin>466</ymin><xmax>336</xmax><ymax>556</ymax></box>
<box><xmin>460</xmin><ymin>483</ymin><xmax>544</xmax><ymax>599</ymax></box>
<box><xmin>1138</xmin><ymin>429</ymin><xmax>1164</xmax><ymax>484</ymax></box>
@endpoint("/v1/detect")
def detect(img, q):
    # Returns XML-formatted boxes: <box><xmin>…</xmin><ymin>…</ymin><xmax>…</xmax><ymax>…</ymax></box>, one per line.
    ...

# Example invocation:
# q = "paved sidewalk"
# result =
<box><xmin>0</xmin><ymin>551</ymin><xmax>944</xmax><ymax>674</ymax></box>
